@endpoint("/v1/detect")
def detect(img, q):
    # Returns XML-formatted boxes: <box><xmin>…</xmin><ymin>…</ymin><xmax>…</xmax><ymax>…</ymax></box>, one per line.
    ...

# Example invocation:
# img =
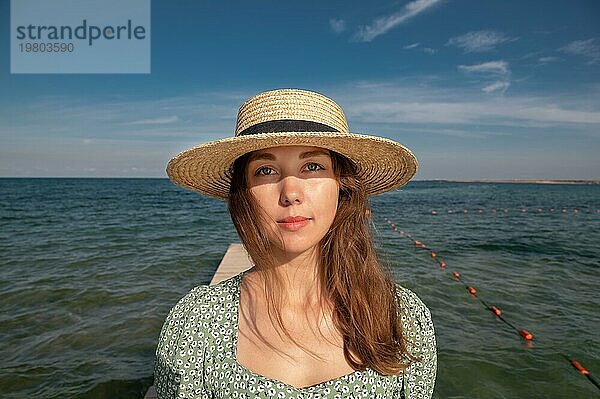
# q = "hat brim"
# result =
<box><xmin>166</xmin><ymin>131</ymin><xmax>418</xmax><ymax>200</ymax></box>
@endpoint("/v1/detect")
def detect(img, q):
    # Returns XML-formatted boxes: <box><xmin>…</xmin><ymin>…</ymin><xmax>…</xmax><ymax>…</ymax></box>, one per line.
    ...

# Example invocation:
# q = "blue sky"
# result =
<box><xmin>1</xmin><ymin>0</ymin><xmax>599</xmax><ymax>179</ymax></box>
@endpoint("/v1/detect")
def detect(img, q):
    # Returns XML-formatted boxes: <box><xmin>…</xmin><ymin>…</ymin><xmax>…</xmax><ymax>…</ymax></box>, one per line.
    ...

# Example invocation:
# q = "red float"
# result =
<box><xmin>570</xmin><ymin>360</ymin><xmax>590</xmax><ymax>375</ymax></box>
<box><xmin>519</xmin><ymin>329</ymin><xmax>534</xmax><ymax>340</ymax></box>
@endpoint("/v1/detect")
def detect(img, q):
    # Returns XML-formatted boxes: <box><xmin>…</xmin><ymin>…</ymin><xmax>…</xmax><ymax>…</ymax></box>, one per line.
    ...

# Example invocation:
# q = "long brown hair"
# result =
<box><xmin>228</xmin><ymin>148</ymin><xmax>416</xmax><ymax>375</ymax></box>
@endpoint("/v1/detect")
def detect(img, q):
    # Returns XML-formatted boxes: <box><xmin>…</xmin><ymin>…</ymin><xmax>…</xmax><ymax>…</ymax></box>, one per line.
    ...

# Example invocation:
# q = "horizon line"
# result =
<box><xmin>1</xmin><ymin>177</ymin><xmax>598</xmax><ymax>184</ymax></box>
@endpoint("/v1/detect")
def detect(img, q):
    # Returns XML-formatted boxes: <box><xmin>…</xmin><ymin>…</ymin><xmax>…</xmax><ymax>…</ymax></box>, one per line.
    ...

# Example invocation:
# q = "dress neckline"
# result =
<box><xmin>229</xmin><ymin>271</ymin><xmax>366</xmax><ymax>391</ymax></box>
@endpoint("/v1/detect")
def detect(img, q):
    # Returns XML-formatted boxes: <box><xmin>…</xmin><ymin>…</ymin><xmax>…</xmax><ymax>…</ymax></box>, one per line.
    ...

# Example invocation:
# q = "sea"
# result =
<box><xmin>1</xmin><ymin>178</ymin><xmax>598</xmax><ymax>399</ymax></box>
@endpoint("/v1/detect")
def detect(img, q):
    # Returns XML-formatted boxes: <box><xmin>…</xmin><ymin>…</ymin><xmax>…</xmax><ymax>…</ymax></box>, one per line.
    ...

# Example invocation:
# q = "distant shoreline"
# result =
<box><xmin>0</xmin><ymin>177</ymin><xmax>598</xmax><ymax>185</ymax></box>
<box><xmin>429</xmin><ymin>179</ymin><xmax>600</xmax><ymax>185</ymax></box>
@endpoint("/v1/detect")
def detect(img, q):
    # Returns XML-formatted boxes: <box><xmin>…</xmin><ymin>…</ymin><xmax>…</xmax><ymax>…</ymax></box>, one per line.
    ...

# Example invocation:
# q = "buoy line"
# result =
<box><xmin>383</xmin><ymin>218</ymin><xmax>600</xmax><ymax>391</ymax></box>
<box><xmin>429</xmin><ymin>207</ymin><xmax>599</xmax><ymax>215</ymax></box>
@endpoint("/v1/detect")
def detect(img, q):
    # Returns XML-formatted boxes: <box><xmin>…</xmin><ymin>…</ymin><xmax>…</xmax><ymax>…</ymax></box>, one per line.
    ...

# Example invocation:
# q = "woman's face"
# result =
<box><xmin>245</xmin><ymin>145</ymin><xmax>340</xmax><ymax>257</ymax></box>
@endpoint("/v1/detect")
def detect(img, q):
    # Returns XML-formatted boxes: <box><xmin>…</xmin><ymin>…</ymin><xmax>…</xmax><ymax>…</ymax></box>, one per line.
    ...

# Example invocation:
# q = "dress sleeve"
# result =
<box><xmin>397</xmin><ymin>284</ymin><xmax>437</xmax><ymax>399</ymax></box>
<box><xmin>154</xmin><ymin>285</ymin><xmax>211</xmax><ymax>399</ymax></box>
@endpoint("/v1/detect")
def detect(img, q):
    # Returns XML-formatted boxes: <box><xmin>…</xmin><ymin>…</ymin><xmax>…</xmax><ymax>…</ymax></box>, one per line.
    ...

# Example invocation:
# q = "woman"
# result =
<box><xmin>155</xmin><ymin>89</ymin><xmax>436</xmax><ymax>398</ymax></box>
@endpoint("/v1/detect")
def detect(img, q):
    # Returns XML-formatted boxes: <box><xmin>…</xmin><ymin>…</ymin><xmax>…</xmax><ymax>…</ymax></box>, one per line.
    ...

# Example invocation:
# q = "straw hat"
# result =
<box><xmin>166</xmin><ymin>88</ymin><xmax>418</xmax><ymax>199</ymax></box>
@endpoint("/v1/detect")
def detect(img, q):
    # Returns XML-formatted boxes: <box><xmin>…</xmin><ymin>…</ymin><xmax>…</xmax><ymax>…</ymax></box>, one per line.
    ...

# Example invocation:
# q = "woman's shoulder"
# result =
<box><xmin>394</xmin><ymin>282</ymin><xmax>431</xmax><ymax>314</ymax></box>
<box><xmin>393</xmin><ymin>283</ymin><xmax>437</xmax><ymax>397</ymax></box>
<box><xmin>157</xmin><ymin>274</ymin><xmax>242</xmax><ymax>349</ymax></box>
<box><xmin>168</xmin><ymin>273</ymin><xmax>242</xmax><ymax>317</ymax></box>
<box><xmin>393</xmin><ymin>282</ymin><xmax>435</xmax><ymax>336</ymax></box>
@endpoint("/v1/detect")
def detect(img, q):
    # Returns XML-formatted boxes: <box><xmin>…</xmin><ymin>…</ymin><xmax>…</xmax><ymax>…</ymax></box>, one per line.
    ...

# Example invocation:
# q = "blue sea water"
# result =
<box><xmin>0</xmin><ymin>178</ymin><xmax>598</xmax><ymax>398</ymax></box>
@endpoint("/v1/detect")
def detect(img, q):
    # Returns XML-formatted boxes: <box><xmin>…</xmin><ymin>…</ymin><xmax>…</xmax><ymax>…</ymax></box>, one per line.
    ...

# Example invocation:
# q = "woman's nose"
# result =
<box><xmin>279</xmin><ymin>176</ymin><xmax>304</xmax><ymax>206</ymax></box>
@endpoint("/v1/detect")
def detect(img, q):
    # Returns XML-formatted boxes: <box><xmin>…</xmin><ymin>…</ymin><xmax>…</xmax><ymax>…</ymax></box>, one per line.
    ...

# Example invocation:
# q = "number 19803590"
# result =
<box><xmin>19</xmin><ymin>42</ymin><xmax>74</xmax><ymax>52</ymax></box>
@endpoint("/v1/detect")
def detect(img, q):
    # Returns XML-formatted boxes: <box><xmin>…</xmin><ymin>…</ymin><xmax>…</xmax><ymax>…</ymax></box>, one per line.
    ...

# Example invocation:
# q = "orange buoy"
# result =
<box><xmin>570</xmin><ymin>360</ymin><xmax>590</xmax><ymax>375</ymax></box>
<box><xmin>453</xmin><ymin>272</ymin><xmax>460</xmax><ymax>278</ymax></box>
<box><xmin>430</xmin><ymin>252</ymin><xmax>437</xmax><ymax>258</ymax></box>
<box><xmin>519</xmin><ymin>329</ymin><xmax>533</xmax><ymax>340</ymax></box>
<box><xmin>491</xmin><ymin>306</ymin><xmax>502</xmax><ymax>316</ymax></box>
<box><xmin>414</xmin><ymin>240</ymin><xmax>422</xmax><ymax>245</ymax></box>
<box><xmin>439</xmin><ymin>261</ymin><xmax>446</xmax><ymax>268</ymax></box>
<box><xmin>467</xmin><ymin>286</ymin><xmax>477</xmax><ymax>295</ymax></box>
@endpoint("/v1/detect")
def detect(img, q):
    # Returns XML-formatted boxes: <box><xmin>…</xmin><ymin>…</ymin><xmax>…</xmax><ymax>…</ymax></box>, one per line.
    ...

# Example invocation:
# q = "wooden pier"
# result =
<box><xmin>144</xmin><ymin>243</ymin><xmax>252</xmax><ymax>399</ymax></box>
<box><xmin>210</xmin><ymin>243</ymin><xmax>253</xmax><ymax>285</ymax></box>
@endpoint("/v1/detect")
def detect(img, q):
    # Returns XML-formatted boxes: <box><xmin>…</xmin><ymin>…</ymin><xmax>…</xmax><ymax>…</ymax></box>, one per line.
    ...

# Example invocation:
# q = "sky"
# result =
<box><xmin>1</xmin><ymin>0</ymin><xmax>599</xmax><ymax>179</ymax></box>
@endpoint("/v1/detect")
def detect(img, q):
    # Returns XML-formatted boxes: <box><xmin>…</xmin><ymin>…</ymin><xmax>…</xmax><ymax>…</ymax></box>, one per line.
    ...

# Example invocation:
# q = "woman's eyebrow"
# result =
<box><xmin>299</xmin><ymin>149</ymin><xmax>331</xmax><ymax>159</ymax></box>
<box><xmin>248</xmin><ymin>149</ymin><xmax>330</xmax><ymax>163</ymax></box>
<box><xmin>248</xmin><ymin>152</ymin><xmax>276</xmax><ymax>162</ymax></box>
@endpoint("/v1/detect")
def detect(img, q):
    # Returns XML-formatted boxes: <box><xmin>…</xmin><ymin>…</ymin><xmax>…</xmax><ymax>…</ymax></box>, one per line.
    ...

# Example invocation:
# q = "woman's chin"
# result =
<box><xmin>272</xmin><ymin>241</ymin><xmax>319</xmax><ymax>260</ymax></box>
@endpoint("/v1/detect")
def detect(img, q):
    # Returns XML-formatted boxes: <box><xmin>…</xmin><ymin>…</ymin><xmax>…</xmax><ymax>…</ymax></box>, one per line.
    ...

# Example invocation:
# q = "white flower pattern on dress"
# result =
<box><xmin>155</xmin><ymin>272</ymin><xmax>436</xmax><ymax>399</ymax></box>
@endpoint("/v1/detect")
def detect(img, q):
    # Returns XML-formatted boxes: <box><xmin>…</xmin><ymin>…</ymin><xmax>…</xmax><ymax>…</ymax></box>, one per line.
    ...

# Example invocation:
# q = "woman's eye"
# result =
<box><xmin>305</xmin><ymin>162</ymin><xmax>325</xmax><ymax>172</ymax></box>
<box><xmin>255</xmin><ymin>166</ymin><xmax>275</xmax><ymax>176</ymax></box>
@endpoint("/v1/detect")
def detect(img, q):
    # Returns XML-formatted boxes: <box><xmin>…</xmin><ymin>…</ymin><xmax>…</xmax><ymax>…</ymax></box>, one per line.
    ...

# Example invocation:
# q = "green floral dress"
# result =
<box><xmin>154</xmin><ymin>271</ymin><xmax>437</xmax><ymax>398</ymax></box>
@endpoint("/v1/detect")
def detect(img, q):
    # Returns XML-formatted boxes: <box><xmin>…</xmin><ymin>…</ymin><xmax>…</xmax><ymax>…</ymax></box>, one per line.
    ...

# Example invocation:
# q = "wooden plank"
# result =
<box><xmin>145</xmin><ymin>243</ymin><xmax>252</xmax><ymax>399</ymax></box>
<box><xmin>144</xmin><ymin>385</ymin><xmax>157</xmax><ymax>399</ymax></box>
<box><xmin>210</xmin><ymin>243</ymin><xmax>254</xmax><ymax>285</ymax></box>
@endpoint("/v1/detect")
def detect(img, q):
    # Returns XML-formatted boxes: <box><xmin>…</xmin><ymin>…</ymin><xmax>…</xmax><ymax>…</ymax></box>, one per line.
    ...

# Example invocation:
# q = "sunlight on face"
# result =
<box><xmin>245</xmin><ymin>146</ymin><xmax>340</xmax><ymax>257</ymax></box>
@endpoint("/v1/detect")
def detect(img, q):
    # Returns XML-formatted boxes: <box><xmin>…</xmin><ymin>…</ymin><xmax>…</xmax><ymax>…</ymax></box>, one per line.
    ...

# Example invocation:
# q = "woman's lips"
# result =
<box><xmin>277</xmin><ymin>216</ymin><xmax>311</xmax><ymax>231</ymax></box>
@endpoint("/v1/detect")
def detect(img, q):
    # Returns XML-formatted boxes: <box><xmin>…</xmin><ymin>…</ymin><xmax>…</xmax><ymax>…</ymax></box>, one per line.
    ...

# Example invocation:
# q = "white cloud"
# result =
<box><xmin>482</xmin><ymin>81</ymin><xmax>510</xmax><ymax>93</ymax></box>
<box><xmin>353</xmin><ymin>0</ymin><xmax>442</xmax><ymax>42</ymax></box>
<box><xmin>126</xmin><ymin>115</ymin><xmax>180</xmax><ymax>125</ymax></box>
<box><xmin>447</xmin><ymin>30</ymin><xmax>513</xmax><ymax>52</ymax></box>
<box><xmin>459</xmin><ymin>60</ymin><xmax>509</xmax><ymax>75</ymax></box>
<box><xmin>458</xmin><ymin>61</ymin><xmax>510</xmax><ymax>94</ymax></box>
<box><xmin>8</xmin><ymin>82</ymin><xmax>598</xmax><ymax>138</ymax></box>
<box><xmin>334</xmin><ymin>81</ymin><xmax>600</xmax><ymax>126</ymax></box>
<box><xmin>560</xmin><ymin>38</ymin><xmax>600</xmax><ymax>64</ymax></box>
<box><xmin>0</xmin><ymin>91</ymin><xmax>246</xmax><ymax>146</ymax></box>
<box><xmin>329</xmin><ymin>18</ymin><xmax>346</xmax><ymax>34</ymax></box>
<box><xmin>538</xmin><ymin>56</ymin><xmax>558</xmax><ymax>64</ymax></box>
<box><xmin>403</xmin><ymin>42</ymin><xmax>436</xmax><ymax>54</ymax></box>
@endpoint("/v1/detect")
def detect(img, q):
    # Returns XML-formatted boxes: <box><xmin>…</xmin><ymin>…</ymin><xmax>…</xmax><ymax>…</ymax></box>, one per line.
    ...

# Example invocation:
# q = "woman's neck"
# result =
<box><xmin>252</xmin><ymin>247</ymin><xmax>326</xmax><ymax>308</ymax></box>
